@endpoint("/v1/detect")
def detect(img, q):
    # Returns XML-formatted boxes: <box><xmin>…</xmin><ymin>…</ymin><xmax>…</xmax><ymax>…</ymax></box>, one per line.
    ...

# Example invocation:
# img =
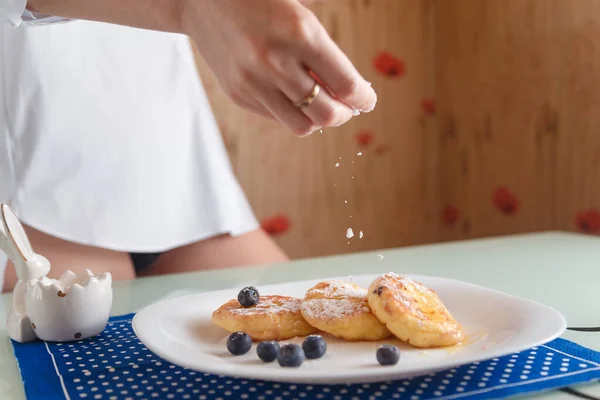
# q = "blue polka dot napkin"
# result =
<box><xmin>11</xmin><ymin>313</ymin><xmax>600</xmax><ymax>400</ymax></box>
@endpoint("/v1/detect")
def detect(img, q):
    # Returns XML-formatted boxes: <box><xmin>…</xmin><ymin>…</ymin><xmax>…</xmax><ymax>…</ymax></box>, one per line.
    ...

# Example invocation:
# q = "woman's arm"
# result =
<box><xmin>26</xmin><ymin>0</ymin><xmax>185</xmax><ymax>32</ymax></box>
<box><xmin>21</xmin><ymin>0</ymin><xmax>377</xmax><ymax>136</ymax></box>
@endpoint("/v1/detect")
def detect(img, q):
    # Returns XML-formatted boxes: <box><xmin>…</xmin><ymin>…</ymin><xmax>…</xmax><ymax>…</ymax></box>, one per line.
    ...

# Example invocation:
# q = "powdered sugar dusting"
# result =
<box><xmin>381</xmin><ymin>273</ymin><xmax>429</xmax><ymax>297</ymax></box>
<box><xmin>302</xmin><ymin>298</ymin><xmax>369</xmax><ymax>320</ymax></box>
<box><xmin>302</xmin><ymin>281</ymin><xmax>371</xmax><ymax>320</ymax></box>
<box><xmin>313</xmin><ymin>281</ymin><xmax>367</xmax><ymax>299</ymax></box>
<box><xmin>228</xmin><ymin>296</ymin><xmax>301</xmax><ymax>315</ymax></box>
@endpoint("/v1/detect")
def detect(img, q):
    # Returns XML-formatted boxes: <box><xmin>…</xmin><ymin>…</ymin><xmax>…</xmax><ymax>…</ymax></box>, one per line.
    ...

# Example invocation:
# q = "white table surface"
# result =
<box><xmin>0</xmin><ymin>231</ymin><xmax>598</xmax><ymax>399</ymax></box>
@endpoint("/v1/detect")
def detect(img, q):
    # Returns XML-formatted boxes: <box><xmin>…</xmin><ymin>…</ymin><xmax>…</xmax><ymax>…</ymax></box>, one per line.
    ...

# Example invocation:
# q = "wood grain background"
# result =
<box><xmin>193</xmin><ymin>0</ymin><xmax>600</xmax><ymax>259</ymax></box>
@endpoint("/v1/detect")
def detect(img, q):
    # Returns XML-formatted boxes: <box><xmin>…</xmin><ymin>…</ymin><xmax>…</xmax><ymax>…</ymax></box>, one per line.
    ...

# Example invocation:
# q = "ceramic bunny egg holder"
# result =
<box><xmin>0</xmin><ymin>204</ymin><xmax>113</xmax><ymax>343</ymax></box>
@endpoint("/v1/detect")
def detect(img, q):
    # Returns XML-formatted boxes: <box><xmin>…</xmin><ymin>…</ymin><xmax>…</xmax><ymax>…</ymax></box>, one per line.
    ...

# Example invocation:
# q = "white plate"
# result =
<box><xmin>132</xmin><ymin>274</ymin><xmax>566</xmax><ymax>384</ymax></box>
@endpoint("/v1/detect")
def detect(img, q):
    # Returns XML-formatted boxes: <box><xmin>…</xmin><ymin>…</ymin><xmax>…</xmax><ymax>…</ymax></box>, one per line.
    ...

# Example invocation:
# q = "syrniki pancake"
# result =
<box><xmin>368</xmin><ymin>273</ymin><xmax>465</xmax><ymax>348</ymax></box>
<box><xmin>212</xmin><ymin>295</ymin><xmax>317</xmax><ymax>341</ymax></box>
<box><xmin>301</xmin><ymin>281</ymin><xmax>391</xmax><ymax>341</ymax></box>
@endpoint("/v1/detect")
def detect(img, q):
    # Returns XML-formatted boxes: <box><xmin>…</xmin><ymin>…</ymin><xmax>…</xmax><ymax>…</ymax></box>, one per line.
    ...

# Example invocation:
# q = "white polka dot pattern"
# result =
<box><xmin>11</xmin><ymin>314</ymin><xmax>600</xmax><ymax>400</ymax></box>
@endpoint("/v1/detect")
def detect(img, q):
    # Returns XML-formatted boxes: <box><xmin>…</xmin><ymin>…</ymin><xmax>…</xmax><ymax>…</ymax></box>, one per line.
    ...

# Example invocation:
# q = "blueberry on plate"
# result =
<box><xmin>257</xmin><ymin>341</ymin><xmax>280</xmax><ymax>362</ymax></box>
<box><xmin>227</xmin><ymin>332</ymin><xmax>252</xmax><ymax>355</ymax></box>
<box><xmin>237</xmin><ymin>286</ymin><xmax>260</xmax><ymax>307</ymax></box>
<box><xmin>302</xmin><ymin>335</ymin><xmax>327</xmax><ymax>359</ymax></box>
<box><xmin>277</xmin><ymin>344</ymin><xmax>305</xmax><ymax>367</ymax></box>
<box><xmin>376</xmin><ymin>344</ymin><xmax>400</xmax><ymax>366</ymax></box>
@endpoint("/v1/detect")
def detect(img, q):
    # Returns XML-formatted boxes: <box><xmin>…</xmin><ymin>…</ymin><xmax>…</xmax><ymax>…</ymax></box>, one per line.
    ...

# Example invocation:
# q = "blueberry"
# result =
<box><xmin>277</xmin><ymin>344</ymin><xmax>305</xmax><ymax>367</ymax></box>
<box><xmin>227</xmin><ymin>332</ymin><xmax>252</xmax><ymax>355</ymax></box>
<box><xmin>257</xmin><ymin>341</ymin><xmax>280</xmax><ymax>362</ymax></box>
<box><xmin>376</xmin><ymin>344</ymin><xmax>400</xmax><ymax>366</ymax></box>
<box><xmin>302</xmin><ymin>335</ymin><xmax>327</xmax><ymax>359</ymax></box>
<box><xmin>237</xmin><ymin>286</ymin><xmax>260</xmax><ymax>307</ymax></box>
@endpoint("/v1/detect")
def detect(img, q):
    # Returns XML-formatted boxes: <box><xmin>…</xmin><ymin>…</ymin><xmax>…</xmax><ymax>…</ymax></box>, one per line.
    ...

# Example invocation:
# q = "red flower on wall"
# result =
<box><xmin>355</xmin><ymin>131</ymin><xmax>374</xmax><ymax>147</ymax></box>
<box><xmin>373</xmin><ymin>52</ymin><xmax>405</xmax><ymax>78</ymax></box>
<box><xmin>442</xmin><ymin>204</ymin><xmax>460</xmax><ymax>226</ymax></box>
<box><xmin>492</xmin><ymin>187</ymin><xmax>520</xmax><ymax>215</ymax></box>
<box><xmin>261</xmin><ymin>214</ymin><xmax>291</xmax><ymax>236</ymax></box>
<box><xmin>421</xmin><ymin>98</ymin><xmax>436</xmax><ymax>115</ymax></box>
<box><xmin>575</xmin><ymin>209</ymin><xmax>600</xmax><ymax>234</ymax></box>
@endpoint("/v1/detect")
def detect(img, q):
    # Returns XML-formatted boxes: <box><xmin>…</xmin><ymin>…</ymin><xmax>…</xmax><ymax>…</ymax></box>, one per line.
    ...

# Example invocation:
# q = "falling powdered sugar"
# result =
<box><xmin>359</xmin><ymin>230</ymin><xmax>364</xmax><ymax>239</ymax></box>
<box><xmin>346</xmin><ymin>228</ymin><xmax>354</xmax><ymax>239</ymax></box>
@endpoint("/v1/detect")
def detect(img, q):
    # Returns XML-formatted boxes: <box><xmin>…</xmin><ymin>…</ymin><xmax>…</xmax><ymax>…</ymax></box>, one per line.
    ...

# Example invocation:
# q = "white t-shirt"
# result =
<box><xmin>0</xmin><ymin>3</ymin><xmax>259</xmax><ymax>278</ymax></box>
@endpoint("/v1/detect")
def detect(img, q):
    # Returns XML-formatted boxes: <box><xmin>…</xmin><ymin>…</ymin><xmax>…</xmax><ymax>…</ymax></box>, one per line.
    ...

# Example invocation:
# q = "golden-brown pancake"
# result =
<box><xmin>212</xmin><ymin>295</ymin><xmax>317</xmax><ymax>341</ymax></box>
<box><xmin>368</xmin><ymin>273</ymin><xmax>465</xmax><ymax>348</ymax></box>
<box><xmin>301</xmin><ymin>281</ymin><xmax>391</xmax><ymax>341</ymax></box>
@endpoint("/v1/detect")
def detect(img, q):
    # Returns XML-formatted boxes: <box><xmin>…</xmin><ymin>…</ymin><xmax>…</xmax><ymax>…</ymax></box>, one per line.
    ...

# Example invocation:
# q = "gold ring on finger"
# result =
<box><xmin>293</xmin><ymin>83</ymin><xmax>321</xmax><ymax>109</ymax></box>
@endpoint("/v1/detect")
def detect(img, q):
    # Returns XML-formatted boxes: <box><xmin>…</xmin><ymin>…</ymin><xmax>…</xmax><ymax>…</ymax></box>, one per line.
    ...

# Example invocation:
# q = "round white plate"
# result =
<box><xmin>132</xmin><ymin>274</ymin><xmax>566</xmax><ymax>384</ymax></box>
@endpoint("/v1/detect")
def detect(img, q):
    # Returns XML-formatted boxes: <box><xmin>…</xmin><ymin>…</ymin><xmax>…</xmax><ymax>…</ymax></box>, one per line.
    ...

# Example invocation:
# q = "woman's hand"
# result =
<box><xmin>182</xmin><ymin>0</ymin><xmax>377</xmax><ymax>136</ymax></box>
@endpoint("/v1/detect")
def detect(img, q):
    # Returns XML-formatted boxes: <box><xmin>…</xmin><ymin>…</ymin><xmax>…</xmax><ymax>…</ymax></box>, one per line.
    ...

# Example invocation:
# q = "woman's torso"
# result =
<box><xmin>0</xmin><ymin>21</ymin><xmax>257</xmax><ymax>253</ymax></box>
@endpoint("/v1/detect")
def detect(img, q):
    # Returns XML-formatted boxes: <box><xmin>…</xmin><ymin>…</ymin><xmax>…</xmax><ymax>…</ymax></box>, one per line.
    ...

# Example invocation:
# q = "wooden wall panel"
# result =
<box><xmin>435</xmin><ymin>0</ymin><xmax>600</xmax><ymax>241</ymax></box>
<box><xmin>194</xmin><ymin>0</ymin><xmax>438</xmax><ymax>259</ymax></box>
<box><xmin>192</xmin><ymin>0</ymin><xmax>600</xmax><ymax>259</ymax></box>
